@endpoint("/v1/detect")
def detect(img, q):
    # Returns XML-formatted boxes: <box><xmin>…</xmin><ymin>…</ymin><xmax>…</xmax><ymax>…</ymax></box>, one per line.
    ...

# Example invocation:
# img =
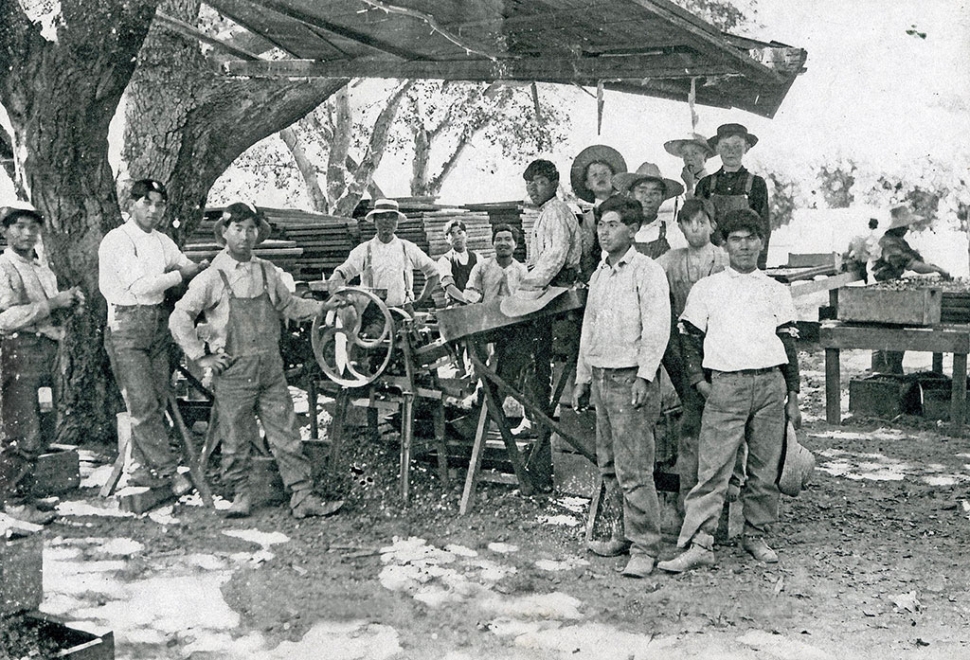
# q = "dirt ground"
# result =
<box><xmin>13</xmin><ymin>343</ymin><xmax>970</xmax><ymax>660</ymax></box>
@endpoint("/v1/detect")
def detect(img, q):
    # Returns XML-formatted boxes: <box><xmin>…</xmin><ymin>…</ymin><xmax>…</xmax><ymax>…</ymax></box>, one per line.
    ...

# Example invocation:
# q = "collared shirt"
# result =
<box><xmin>680</xmin><ymin>267</ymin><xmax>795</xmax><ymax>372</ymax></box>
<box><xmin>0</xmin><ymin>247</ymin><xmax>63</xmax><ymax>340</ymax></box>
<box><xmin>522</xmin><ymin>196</ymin><xmax>581</xmax><ymax>288</ymax></box>
<box><xmin>169</xmin><ymin>251</ymin><xmax>323</xmax><ymax>361</ymax></box>
<box><xmin>333</xmin><ymin>236</ymin><xmax>438</xmax><ymax>307</ymax></box>
<box><xmin>576</xmin><ymin>246</ymin><xmax>670</xmax><ymax>384</ymax></box>
<box><xmin>465</xmin><ymin>257</ymin><xmax>527</xmax><ymax>303</ymax></box>
<box><xmin>657</xmin><ymin>243</ymin><xmax>730</xmax><ymax>318</ymax></box>
<box><xmin>437</xmin><ymin>248</ymin><xmax>478</xmax><ymax>290</ymax></box>
<box><xmin>98</xmin><ymin>219</ymin><xmax>193</xmax><ymax>316</ymax></box>
<box><xmin>872</xmin><ymin>233</ymin><xmax>921</xmax><ymax>282</ymax></box>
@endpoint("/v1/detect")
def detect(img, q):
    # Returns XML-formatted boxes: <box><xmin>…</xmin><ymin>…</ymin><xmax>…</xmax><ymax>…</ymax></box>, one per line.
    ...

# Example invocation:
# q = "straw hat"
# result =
<box><xmin>0</xmin><ymin>201</ymin><xmax>43</xmax><ymax>226</ymax></box>
<box><xmin>499</xmin><ymin>286</ymin><xmax>569</xmax><ymax>318</ymax></box>
<box><xmin>777</xmin><ymin>421</ymin><xmax>815</xmax><ymax>497</ymax></box>
<box><xmin>708</xmin><ymin>123</ymin><xmax>759</xmax><ymax>150</ymax></box>
<box><xmin>664</xmin><ymin>133</ymin><xmax>715</xmax><ymax>159</ymax></box>
<box><xmin>887</xmin><ymin>206</ymin><xmax>922</xmax><ymax>230</ymax></box>
<box><xmin>612</xmin><ymin>162</ymin><xmax>685</xmax><ymax>200</ymax></box>
<box><xmin>364</xmin><ymin>198</ymin><xmax>407</xmax><ymax>222</ymax></box>
<box><xmin>213</xmin><ymin>202</ymin><xmax>271</xmax><ymax>246</ymax></box>
<box><xmin>570</xmin><ymin>145</ymin><xmax>627</xmax><ymax>203</ymax></box>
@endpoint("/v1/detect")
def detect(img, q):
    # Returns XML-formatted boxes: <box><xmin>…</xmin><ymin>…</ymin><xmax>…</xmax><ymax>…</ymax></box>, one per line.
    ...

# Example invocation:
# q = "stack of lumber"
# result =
<box><xmin>464</xmin><ymin>201</ymin><xmax>534</xmax><ymax>263</ymax></box>
<box><xmin>273</xmin><ymin>213</ymin><xmax>358</xmax><ymax>281</ymax></box>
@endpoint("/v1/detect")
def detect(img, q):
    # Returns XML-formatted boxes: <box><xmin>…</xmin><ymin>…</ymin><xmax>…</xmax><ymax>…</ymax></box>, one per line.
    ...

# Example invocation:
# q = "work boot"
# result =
<box><xmin>4</xmin><ymin>502</ymin><xmax>55</xmax><ymax>526</ymax></box>
<box><xmin>741</xmin><ymin>535</ymin><xmax>779</xmax><ymax>564</ymax></box>
<box><xmin>171</xmin><ymin>472</ymin><xmax>194</xmax><ymax>497</ymax></box>
<box><xmin>620</xmin><ymin>554</ymin><xmax>655</xmax><ymax>578</ymax></box>
<box><xmin>587</xmin><ymin>538</ymin><xmax>632</xmax><ymax>557</ymax></box>
<box><xmin>291</xmin><ymin>493</ymin><xmax>344</xmax><ymax>519</ymax></box>
<box><xmin>657</xmin><ymin>544</ymin><xmax>715</xmax><ymax>573</ymax></box>
<box><xmin>225</xmin><ymin>492</ymin><xmax>252</xmax><ymax>518</ymax></box>
<box><xmin>127</xmin><ymin>467</ymin><xmax>168</xmax><ymax>489</ymax></box>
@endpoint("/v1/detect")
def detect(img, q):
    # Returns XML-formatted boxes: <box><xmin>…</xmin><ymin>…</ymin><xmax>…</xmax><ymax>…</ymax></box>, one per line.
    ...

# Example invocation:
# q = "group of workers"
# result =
<box><xmin>0</xmin><ymin>120</ymin><xmax>929</xmax><ymax>580</ymax></box>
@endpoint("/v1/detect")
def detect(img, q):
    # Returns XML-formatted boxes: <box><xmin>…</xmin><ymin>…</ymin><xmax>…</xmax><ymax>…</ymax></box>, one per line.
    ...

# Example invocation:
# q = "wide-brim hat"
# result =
<box><xmin>664</xmin><ymin>133</ymin><xmax>715</xmax><ymax>159</ymax></box>
<box><xmin>570</xmin><ymin>145</ymin><xmax>627</xmax><ymax>203</ymax></box>
<box><xmin>613</xmin><ymin>162</ymin><xmax>685</xmax><ymax>200</ymax></box>
<box><xmin>887</xmin><ymin>206</ymin><xmax>922</xmax><ymax>230</ymax></box>
<box><xmin>777</xmin><ymin>421</ymin><xmax>815</xmax><ymax>497</ymax></box>
<box><xmin>499</xmin><ymin>286</ymin><xmax>569</xmax><ymax>318</ymax></box>
<box><xmin>708</xmin><ymin>123</ymin><xmax>759</xmax><ymax>150</ymax></box>
<box><xmin>0</xmin><ymin>201</ymin><xmax>43</xmax><ymax>226</ymax></box>
<box><xmin>364</xmin><ymin>198</ymin><xmax>407</xmax><ymax>223</ymax></box>
<box><xmin>213</xmin><ymin>203</ymin><xmax>272</xmax><ymax>246</ymax></box>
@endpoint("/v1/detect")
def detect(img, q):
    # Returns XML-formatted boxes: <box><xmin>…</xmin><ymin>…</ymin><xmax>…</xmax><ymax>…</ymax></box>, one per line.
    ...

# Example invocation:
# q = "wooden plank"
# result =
<box><xmin>953</xmin><ymin>353</ymin><xmax>967</xmax><ymax>429</ymax></box>
<box><xmin>788</xmin><ymin>270</ymin><xmax>862</xmax><ymax>298</ymax></box>
<box><xmin>436</xmin><ymin>288</ymin><xmax>586</xmax><ymax>342</ymax></box>
<box><xmin>118</xmin><ymin>486</ymin><xmax>176</xmax><ymax>514</ymax></box>
<box><xmin>459</xmin><ymin>402</ymin><xmax>491</xmax><ymax>515</ymax></box>
<box><xmin>825</xmin><ymin>347</ymin><xmax>841</xmax><ymax>425</ymax></box>
<box><xmin>819</xmin><ymin>323</ymin><xmax>970</xmax><ymax>354</ymax></box>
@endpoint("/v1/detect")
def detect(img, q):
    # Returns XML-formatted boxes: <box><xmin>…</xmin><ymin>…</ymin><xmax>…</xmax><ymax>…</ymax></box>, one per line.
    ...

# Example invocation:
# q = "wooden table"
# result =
<box><xmin>819</xmin><ymin>321</ymin><xmax>970</xmax><ymax>428</ymax></box>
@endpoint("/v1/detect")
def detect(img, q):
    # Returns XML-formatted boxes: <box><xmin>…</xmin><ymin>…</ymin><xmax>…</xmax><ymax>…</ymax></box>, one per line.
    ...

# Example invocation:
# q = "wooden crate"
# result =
<box><xmin>1</xmin><ymin>533</ymin><xmax>43</xmax><ymax>616</ymax></box>
<box><xmin>848</xmin><ymin>375</ymin><xmax>921</xmax><ymax>418</ymax></box>
<box><xmin>838</xmin><ymin>287</ymin><xmax>942</xmax><ymax>326</ymax></box>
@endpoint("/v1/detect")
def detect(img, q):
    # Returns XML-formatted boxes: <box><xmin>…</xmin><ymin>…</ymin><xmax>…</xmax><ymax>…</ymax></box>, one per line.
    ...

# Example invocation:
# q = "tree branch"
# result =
<box><xmin>280</xmin><ymin>126</ymin><xmax>329</xmax><ymax>213</ymax></box>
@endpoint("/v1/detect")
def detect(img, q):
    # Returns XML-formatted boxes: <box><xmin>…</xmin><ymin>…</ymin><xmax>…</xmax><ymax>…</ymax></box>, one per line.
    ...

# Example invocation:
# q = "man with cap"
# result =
<box><xmin>169</xmin><ymin>203</ymin><xmax>342</xmax><ymax>519</ymax></box>
<box><xmin>694</xmin><ymin>123</ymin><xmax>771</xmax><ymax>269</ymax></box>
<box><xmin>0</xmin><ymin>202</ymin><xmax>86</xmax><ymax>524</ymax></box>
<box><xmin>664</xmin><ymin>133</ymin><xmax>715</xmax><ymax>198</ymax></box>
<box><xmin>570</xmin><ymin>146</ymin><xmax>627</xmax><ymax>280</ymax></box>
<box><xmin>613</xmin><ymin>162</ymin><xmax>685</xmax><ymax>259</ymax></box>
<box><xmin>870</xmin><ymin>206</ymin><xmax>951</xmax><ymax>374</ymax></box>
<box><xmin>326</xmin><ymin>199</ymin><xmax>440</xmax><ymax>310</ymax></box>
<box><xmin>99</xmin><ymin>179</ymin><xmax>208</xmax><ymax>495</ymax></box>
<box><xmin>437</xmin><ymin>218</ymin><xmax>479</xmax><ymax>305</ymax></box>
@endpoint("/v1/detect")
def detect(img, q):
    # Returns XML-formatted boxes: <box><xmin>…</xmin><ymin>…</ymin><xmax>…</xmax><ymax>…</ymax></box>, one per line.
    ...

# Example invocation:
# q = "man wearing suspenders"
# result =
<box><xmin>694</xmin><ymin>124</ymin><xmax>771</xmax><ymax>269</ymax></box>
<box><xmin>0</xmin><ymin>203</ymin><xmax>86</xmax><ymax>524</ymax></box>
<box><xmin>169</xmin><ymin>203</ymin><xmax>342</xmax><ymax>519</ymax></box>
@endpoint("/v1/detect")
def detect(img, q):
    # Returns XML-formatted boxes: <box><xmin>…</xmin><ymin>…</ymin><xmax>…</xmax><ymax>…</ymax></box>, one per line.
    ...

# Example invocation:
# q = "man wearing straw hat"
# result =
<box><xmin>664</xmin><ymin>133</ymin><xmax>715</xmax><ymax>198</ymax></box>
<box><xmin>170</xmin><ymin>203</ymin><xmax>342</xmax><ymax>519</ymax></box>
<box><xmin>326</xmin><ymin>199</ymin><xmax>440</xmax><ymax>310</ymax></box>
<box><xmin>694</xmin><ymin>123</ymin><xmax>771</xmax><ymax>269</ymax></box>
<box><xmin>613</xmin><ymin>162</ymin><xmax>684</xmax><ymax>259</ymax></box>
<box><xmin>869</xmin><ymin>205</ymin><xmax>951</xmax><ymax>374</ymax></box>
<box><xmin>570</xmin><ymin>145</ymin><xmax>627</xmax><ymax>280</ymax></box>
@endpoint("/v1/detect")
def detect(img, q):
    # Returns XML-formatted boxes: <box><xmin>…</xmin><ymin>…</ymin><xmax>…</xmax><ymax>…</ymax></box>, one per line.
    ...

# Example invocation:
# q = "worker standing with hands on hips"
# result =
<box><xmin>0</xmin><ymin>202</ymin><xmax>86</xmax><ymax>525</ymax></box>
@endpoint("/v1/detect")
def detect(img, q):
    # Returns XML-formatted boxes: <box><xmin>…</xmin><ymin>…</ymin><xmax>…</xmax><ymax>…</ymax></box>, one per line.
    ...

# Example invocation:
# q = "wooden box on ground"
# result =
<box><xmin>848</xmin><ymin>375</ymin><xmax>921</xmax><ymax>418</ymax></box>
<box><xmin>916</xmin><ymin>372</ymin><xmax>967</xmax><ymax>421</ymax></box>
<box><xmin>838</xmin><ymin>287</ymin><xmax>942</xmax><ymax>326</ymax></box>
<box><xmin>1</xmin><ymin>533</ymin><xmax>43</xmax><ymax>616</ymax></box>
<box><xmin>6</xmin><ymin>612</ymin><xmax>114</xmax><ymax>660</ymax></box>
<box><xmin>32</xmin><ymin>444</ymin><xmax>80</xmax><ymax>496</ymax></box>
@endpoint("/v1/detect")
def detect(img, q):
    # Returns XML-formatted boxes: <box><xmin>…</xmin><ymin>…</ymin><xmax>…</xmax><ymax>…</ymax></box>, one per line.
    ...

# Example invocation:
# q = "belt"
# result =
<box><xmin>714</xmin><ymin>366</ymin><xmax>778</xmax><ymax>376</ymax></box>
<box><xmin>592</xmin><ymin>365</ymin><xmax>638</xmax><ymax>374</ymax></box>
<box><xmin>2</xmin><ymin>331</ymin><xmax>55</xmax><ymax>341</ymax></box>
<box><xmin>113</xmin><ymin>303</ymin><xmax>162</xmax><ymax>309</ymax></box>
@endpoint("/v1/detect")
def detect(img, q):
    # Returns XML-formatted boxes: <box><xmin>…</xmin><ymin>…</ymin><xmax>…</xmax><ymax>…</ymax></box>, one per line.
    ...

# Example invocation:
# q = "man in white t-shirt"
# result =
<box><xmin>326</xmin><ymin>199</ymin><xmax>439</xmax><ymax>309</ymax></box>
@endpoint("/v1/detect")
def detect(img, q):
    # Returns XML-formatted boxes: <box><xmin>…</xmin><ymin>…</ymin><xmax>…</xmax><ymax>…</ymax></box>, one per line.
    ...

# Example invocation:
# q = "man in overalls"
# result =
<box><xmin>0</xmin><ymin>203</ymin><xmax>86</xmax><ymax>525</ymax></box>
<box><xmin>613</xmin><ymin>162</ymin><xmax>684</xmax><ymax>259</ymax></box>
<box><xmin>169</xmin><ymin>203</ymin><xmax>341</xmax><ymax>518</ymax></box>
<box><xmin>326</xmin><ymin>199</ymin><xmax>440</xmax><ymax>310</ymax></box>
<box><xmin>694</xmin><ymin>124</ymin><xmax>771</xmax><ymax>269</ymax></box>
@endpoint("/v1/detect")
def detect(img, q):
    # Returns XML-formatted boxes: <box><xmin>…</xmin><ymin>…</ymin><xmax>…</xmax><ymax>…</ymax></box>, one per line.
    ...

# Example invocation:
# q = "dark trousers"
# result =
<box><xmin>0</xmin><ymin>334</ymin><xmax>58</xmax><ymax>504</ymax></box>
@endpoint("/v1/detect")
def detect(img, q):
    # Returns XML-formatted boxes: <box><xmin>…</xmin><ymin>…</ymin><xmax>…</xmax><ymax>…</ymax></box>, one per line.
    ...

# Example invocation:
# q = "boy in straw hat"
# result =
<box><xmin>0</xmin><ymin>202</ymin><xmax>86</xmax><ymax>525</ymax></box>
<box><xmin>869</xmin><ymin>205</ymin><xmax>951</xmax><ymax>374</ymax></box>
<box><xmin>613</xmin><ymin>162</ymin><xmax>684</xmax><ymax>259</ymax></box>
<box><xmin>572</xmin><ymin>195</ymin><xmax>670</xmax><ymax>578</ymax></box>
<box><xmin>169</xmin><ymin>203</ymin><xmax>342</xmax><ymax>519</ymax></box>
<box><xmin>326</xmin><ymin>199</ymin><xmax>440</xmax><ymax>310</ymax></box>
<box><xmin>694</xmin><ymin>123</ymin><xmax>771</xmax><ymax>269</ymax></box>
<box><xmin>658</xmin><ymin>208</ymin><xmax>801</xmax><ymax>573</ymax></box>
<box><xmin>664</xmin><ymin>133</ymin><xmax>714</xmax><ymax>198</ymax></box>
<box><xmin>569</xmin><ymin>146</ymin><xmax>627</xmax><ymax>280</ymax></box>
<box><xmin>99</xmin><ymin>179</ymin><xmax>208</xmax><ymax>496</ymax></box>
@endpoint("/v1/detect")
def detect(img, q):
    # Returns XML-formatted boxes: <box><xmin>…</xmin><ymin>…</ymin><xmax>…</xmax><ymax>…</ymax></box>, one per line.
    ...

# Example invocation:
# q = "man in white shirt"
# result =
<box><xmin>326</xmin><ymin>199</ymin><xmax>439</xmax><ymax>310</ymax></box>
<box><xmin>98</xmin><ymin>179</ymin><xmax>207</xmax><ymax>494</ymax></box>
<box><xmin>463</xmin><ymin>224</ymin><xmax>527</xmax><ymax>304</ymax></box>
<box><xmin>658</xmin><ymin>208</ymin><xmax>801</xmax><ymax>573</ymax></box>
<box><xmin>437</xmin><ymin>219</ymin><xmax>478</xmax><ymax>305</ymax></box>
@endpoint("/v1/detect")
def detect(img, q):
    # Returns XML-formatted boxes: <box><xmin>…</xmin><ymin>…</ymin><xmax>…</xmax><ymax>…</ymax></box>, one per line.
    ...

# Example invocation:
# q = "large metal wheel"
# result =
<box><xmin>311</xmin><ymin>287</ymin><xmax>395</xmax><ymax>388</ymax></box>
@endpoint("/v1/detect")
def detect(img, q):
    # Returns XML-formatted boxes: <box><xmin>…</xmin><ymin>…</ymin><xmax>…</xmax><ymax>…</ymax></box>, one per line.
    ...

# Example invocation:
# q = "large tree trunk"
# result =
<box><xmin>0</xmin><ymin>0</ymin><xmax>160</xmax><ymax>444</ymax></box>
<box><xmin>122</xmin><ymin>0</ymin><xmax>346</xmax><ymax>243</ymax></box>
